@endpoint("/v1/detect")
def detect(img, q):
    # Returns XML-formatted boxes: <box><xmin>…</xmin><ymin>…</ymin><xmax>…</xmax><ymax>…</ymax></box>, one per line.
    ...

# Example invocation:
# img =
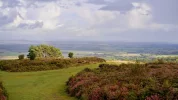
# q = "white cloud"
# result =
<box><xmin>0</xmin><ymin>0</ymin><xmax>178</xmax><ymax>42</ymax></box>
<box><xmin>22</xmin><ymin>2</ymin><xmax>61</xmax><ymax>30</ymax></box>
<box><xmin>0</xmin><ymin>1</ymin><xmax>62</xmax><ymax>30</ymax></box>
<box><xmin>126</xmin><ymin>2</ymin><xmax>178</xmax><ymax>31</ymax></box>
<box><xmin>128</xmin><ymin>3</ymin><xmax>152</xmax><ymax>29</ymax></box>
<box><xmin>132</xmin><ymin>2</ymin><xmax>140</xmax><ymax>8</ymax></box>
<box><xmin>0</xmin><ymin>1</ymin><xmax>3</xmax><ymax>7</ymax></box>
<box><xmin>0</xmin><ymin>7</ymin><xmax>18</xmax><ymax>28</ymax></box>
<box><xmin>78</xmin><ymin>9</ymin><xmax>116</xmax><ymax>25</ymax></box>
<box><xmin>11</xmin><ymin>14</ymin><xmax>23</xmax><ymax>27</ymax></box>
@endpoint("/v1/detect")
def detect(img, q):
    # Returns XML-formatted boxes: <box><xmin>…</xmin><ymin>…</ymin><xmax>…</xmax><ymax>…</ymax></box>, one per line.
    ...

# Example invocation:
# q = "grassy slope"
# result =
<box><xmin>0</xmin><ymin>64</ymin><xmax>99</xmax><ymax>100</ymax></box>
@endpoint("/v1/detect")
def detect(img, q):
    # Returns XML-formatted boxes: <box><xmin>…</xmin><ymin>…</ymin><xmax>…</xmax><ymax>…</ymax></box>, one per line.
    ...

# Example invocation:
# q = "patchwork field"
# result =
<box><xmin>0</xmin><ymin>64</ymin><xmax>99</xmax><ymax>100</ymax></box>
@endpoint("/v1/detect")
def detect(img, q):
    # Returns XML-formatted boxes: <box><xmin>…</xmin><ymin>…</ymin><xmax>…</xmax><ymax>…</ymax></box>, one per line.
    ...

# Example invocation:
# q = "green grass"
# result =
<box><xmin>0</xmin><ymin>64</ymin><xmax>99</xmax><ymax>100</ymax></box>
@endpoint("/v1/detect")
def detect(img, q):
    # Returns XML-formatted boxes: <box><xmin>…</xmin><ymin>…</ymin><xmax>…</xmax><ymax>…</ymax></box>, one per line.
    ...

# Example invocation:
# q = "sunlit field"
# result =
<box><xmin>0</xmin><ymin>64</ymin><xmax>99</xmax><ymax>100</ymax></box>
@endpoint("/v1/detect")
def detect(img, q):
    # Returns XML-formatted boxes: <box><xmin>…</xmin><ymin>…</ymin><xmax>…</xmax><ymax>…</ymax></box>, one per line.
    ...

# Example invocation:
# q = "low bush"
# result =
<box><xmin>0</xmin><ymin>57</ymin><xmax>105</xmax><ymax>72</ymax></box>
<box><xmin>67</xmin><ymin>63</ymin><xmax>178</xmax><ymax>100</ymax></box>
<box><xmin>18</xmin><ymin>54</ymin><xmax>25</xmax><ymax>60</ymax></box>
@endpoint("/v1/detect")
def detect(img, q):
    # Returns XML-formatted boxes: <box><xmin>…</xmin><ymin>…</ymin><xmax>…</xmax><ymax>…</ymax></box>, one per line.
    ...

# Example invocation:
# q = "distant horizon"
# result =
<box><xmin>0</xmin><ymin>39</ymin><xmax>178</xmax><ymax>45</ymax></box>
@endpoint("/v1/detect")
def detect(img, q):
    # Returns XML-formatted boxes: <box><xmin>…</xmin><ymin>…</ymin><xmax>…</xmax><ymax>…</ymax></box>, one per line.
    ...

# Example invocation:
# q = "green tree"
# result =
<box><xmin>27</xmin><ymin>44</ymin><xmax>62</xmax><ymax>60</ymax></box>
<box><xmin>27</xmin><ymin>51</ymin><xmax>36</xmax><ymax>60</ymax></box>
<box><xmin>68</xmin><ymin>52</ymin><xmax>74</xmax><ymax>58</ymax></box>
<box><xmin>27</xmin><ymin>45</ymin><xmax>37</xmax><ymax>60</ymax></box>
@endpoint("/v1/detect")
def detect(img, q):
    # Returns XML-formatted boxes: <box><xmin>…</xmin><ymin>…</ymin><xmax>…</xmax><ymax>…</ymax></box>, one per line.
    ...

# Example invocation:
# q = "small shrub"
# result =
<box><xmin>153</xmin><ymin>59</ymin><xmax>165</xmax><ymax>64</ymax></box>
<box><xmin>18</xmin><ymin>54</ymin><xmax>25</xmax><ymax>60</ymax></box>
<box><xmin>68</xmin><ymin>52</ymin><xmax>74</xmax><ymax>58</ymax></box>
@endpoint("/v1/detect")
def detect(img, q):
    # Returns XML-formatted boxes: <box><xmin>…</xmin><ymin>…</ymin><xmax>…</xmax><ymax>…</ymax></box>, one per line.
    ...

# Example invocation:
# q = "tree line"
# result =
<box><xmin>18</xmin><ymin>44</ymin><xmax>74</xmax><ymax>60</ymax></box>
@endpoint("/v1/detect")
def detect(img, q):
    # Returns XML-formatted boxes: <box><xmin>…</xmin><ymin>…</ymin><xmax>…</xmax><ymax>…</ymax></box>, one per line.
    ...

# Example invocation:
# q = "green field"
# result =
<box><xmin>0</xmin><ymin>64</ymin><xmax>99</xmax><ymax>100</ymax></box>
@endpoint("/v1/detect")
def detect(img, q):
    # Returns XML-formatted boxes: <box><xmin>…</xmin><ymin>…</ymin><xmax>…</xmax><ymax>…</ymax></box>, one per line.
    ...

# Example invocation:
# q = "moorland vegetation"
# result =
<box><xmin>0</xmin><ymin>57</ymin><xmax>105</xmax><ymax>72</ymax></box>
<box><xmin>0</xmin><ymin>81</ymin><xmax>8</xmax><ymax>100</ymax></box>
<box><xmin>67</xmin><ymin>62</ymin><xmax>178</xmax><ymax>100</ymax></box>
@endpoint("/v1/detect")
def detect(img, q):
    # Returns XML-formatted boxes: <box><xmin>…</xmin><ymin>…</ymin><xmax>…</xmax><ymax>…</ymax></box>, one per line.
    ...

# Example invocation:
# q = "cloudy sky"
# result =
<box><xmin>0</xmin><ymin>0</ymin><xmax>178</xmax><ymax>43</ymax></box>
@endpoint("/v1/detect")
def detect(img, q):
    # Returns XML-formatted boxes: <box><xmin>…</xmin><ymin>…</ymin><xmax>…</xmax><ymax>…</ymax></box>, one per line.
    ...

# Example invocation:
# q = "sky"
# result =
<box><xmin>0</xmin><ymin>0</ymin><xmax>178</xmax><ymax>43</ymax></box>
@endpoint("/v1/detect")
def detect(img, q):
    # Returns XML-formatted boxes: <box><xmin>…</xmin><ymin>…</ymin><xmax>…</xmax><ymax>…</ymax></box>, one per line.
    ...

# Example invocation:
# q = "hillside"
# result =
<box><xmin>67</xmin><ymin>63</ymin><xmax>178</xmax><ymax>100</ymax></box>
<box><xmin>0</xmin><ymin>64</ymin><xmax>99</xmax><ymax>100</ymax></box>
